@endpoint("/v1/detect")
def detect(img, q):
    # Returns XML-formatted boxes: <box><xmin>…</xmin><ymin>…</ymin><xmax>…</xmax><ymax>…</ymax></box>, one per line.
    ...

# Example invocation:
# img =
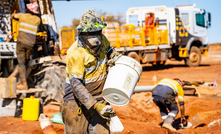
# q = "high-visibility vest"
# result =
<box><xmin>66</xmin><ymin>34</ymin><xmax>110</xmax><ymax>84</ymax></box>
<box><xmin>157</xmin><ymin>78</ymin><xmax>184</xmax><ymax>102</ymax></box>
<box><xmin>17</xmin><ymin>13</ymin><xmax>40</xmax><ymax>45</ymax></box>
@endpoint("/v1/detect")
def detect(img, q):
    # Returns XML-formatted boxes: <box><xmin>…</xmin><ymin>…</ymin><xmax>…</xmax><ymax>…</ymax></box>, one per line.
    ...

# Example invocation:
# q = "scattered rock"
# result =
<box><xmin>191</xmin><ymin>110</ymin><xmax>220</xmax><ymax>128</ymax></box>
<box><xmin>208</xmin><ymin>119</ymin><xmax>221</xmax><ymax>128</ymax></box>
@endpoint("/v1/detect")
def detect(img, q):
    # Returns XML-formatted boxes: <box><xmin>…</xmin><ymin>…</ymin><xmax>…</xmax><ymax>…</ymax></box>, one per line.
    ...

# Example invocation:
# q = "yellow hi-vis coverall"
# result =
<box><xmin>152</xmin><ymin>78</ymin><xmax>184</xmax><ymax>123</ymax></box>
<box><xmin>14</xmin><ymin>13</ymin><xmax>40</xmax><ymax>87</ymax></box>
<box><xmin>62</xmin><ymin>34</ymin><xmax>111</xmax><ymax>134</ymax></box>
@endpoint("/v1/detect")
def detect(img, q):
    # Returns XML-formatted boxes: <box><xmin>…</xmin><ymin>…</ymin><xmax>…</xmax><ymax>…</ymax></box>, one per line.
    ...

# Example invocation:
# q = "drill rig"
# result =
<box><xmin>0</xmin><ymin>0</ymin><xmax>65</xmax><ymax>104</ymax></box>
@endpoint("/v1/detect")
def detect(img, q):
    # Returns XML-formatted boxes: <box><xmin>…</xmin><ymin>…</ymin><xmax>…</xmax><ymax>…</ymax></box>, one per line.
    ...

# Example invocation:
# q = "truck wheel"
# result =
<box><xmin>36</xmin><ymin>66</ymin><xmax>66</xmax><ymax>105</ymax></box>
<box><xmin>151</xmin><ymin>61</ymin><xmax>166</xmax><ymax>67</ymax></box>
<box><xmin>128</xmin><ymin>52</ymin><xmax>140</xmax><ymax>63</ymax></box>
<box><xmin>157</xmin><ymin>61</ymin><xmax>166</xmax><ymax>66</ymax></box>
<box><xmin>185</xmin><ymin>46</ymin><xmax>201</xmax><ymax>67</ymax></box>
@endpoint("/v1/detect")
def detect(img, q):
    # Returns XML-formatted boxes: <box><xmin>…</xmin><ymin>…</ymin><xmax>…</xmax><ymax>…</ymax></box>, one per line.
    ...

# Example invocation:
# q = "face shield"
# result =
<box><xmin>79</xmin><ymin>30</ymin><xmax>103</xmax><ymax>57</ymax></box>
<box><xmin>87</xmin><ymin>36</ymin><xmax>102</xmax><ymax>46</ymax></box>
<box><xmin>77</xmin><ymin>10</ymin><xmax>107</xmax><ymax>58</ymax></box>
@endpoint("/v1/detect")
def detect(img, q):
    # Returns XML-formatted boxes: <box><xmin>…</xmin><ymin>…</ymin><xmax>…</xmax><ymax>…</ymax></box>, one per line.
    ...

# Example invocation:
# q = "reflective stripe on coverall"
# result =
<box><xmin>17</xmin><ymin>13</ymin><xmax>40</xmax><ymax>46</ymax></box>
<box><xmin>16</xmin><ymin>13</ymin><xmax>40</xmax><ymax>83</ymax></box>
<box><xmin>62</xmin><ymin>34</ymin><xmax>111</xmax><ymax>134</ymax></box>
<box><xmin>152</xmin><ymin>78</ymin><xmax>184</xmax><ymax>123</ymax></box>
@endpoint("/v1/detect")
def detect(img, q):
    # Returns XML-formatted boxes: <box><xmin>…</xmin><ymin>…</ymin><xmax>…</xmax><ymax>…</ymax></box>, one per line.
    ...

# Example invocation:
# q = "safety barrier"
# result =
<box><xmin>103</xmin><ymin>24</ymin><xmax>169</xmax><ymax>48</ymax></box>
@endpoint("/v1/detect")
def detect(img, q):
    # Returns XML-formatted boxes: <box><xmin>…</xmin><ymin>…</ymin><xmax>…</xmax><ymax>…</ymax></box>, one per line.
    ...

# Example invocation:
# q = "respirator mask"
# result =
<box><xmin>79</xmin><ymin>30</ymin><xmax>102</xmax><ymax>57</ymax></box>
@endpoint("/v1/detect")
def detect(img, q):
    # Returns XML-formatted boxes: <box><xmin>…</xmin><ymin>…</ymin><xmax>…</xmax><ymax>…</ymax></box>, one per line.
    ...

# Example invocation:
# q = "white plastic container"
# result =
<box><xmin>109</xmin><ymin>116</ymin><xmax>124</xmax><ymax>133</ymax></box>
<box><xmin>0</xmin><ymin>98</ymin><xmax>16</xmax><ymax>117</ymax></box>
<box><xmin>102</xmin><ymin>55</ymin><xmax>142</xmax><ymax>106</ymax></box>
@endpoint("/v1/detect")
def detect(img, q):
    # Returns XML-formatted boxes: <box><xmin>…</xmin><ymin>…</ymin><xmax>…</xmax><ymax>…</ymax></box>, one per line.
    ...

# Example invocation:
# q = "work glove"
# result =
<box><xmin>93</xmin><ymin>102</ymin><xmax>116</xmax><ymax>118</ymax></box>
<box><xmin>110</xmin><ymin>51</ymin><xmax>120</xmax><ymax>59</ymax></box>
<box><xmin>107</xmin><ymin>52</ymin><xmax>122</xmax><ymax>67</ymax></box>
<box><xmin>181</xmin><ymin>115</ymin><xmax>187</xmax><ymax>126</ymax></box>
<box><xmin>179</xmin><ymin>115</ymin><xmax>193</xmax><ymax>128</ymax></box>
<box><xmin>11</xmin><ymin>13</ymin><xmax>15</xmax><ymax>20</ymax></box>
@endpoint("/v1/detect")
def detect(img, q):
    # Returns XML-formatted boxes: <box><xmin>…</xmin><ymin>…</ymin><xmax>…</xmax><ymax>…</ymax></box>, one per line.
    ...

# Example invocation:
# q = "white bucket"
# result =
<box><xmin>102</xmin><ymin>55</ymin><xmax>142</xmax><ymax>106</ymax></box>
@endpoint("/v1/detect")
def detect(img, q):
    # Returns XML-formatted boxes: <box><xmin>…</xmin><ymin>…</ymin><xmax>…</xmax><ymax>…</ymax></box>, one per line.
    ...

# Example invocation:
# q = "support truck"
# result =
<box><xmin>102</xmin><ymin>4</ymin><xmax>211</xmax><ymax>67</ymax></box>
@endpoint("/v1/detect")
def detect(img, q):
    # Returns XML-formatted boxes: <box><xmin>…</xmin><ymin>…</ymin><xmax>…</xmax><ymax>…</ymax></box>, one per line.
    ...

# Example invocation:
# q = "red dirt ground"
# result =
<box><xmin>0</xmin><ymin>43</ymin><xmax>221</xmax><ymax>134</ymax></box>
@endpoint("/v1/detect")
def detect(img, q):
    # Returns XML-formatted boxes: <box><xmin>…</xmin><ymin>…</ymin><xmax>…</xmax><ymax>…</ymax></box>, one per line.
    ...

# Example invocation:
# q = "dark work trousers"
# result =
<box><xmin>153</xmin><ymin>95</ymin><xmax>179</xmax><ymax>123</ymax></box>
<box><xmin>16</xmin><ymin>41</ymin><xmax>33</xmax><ymax>80</ymax></box>
<box><xmin>61</xmin><ymin>83</ymin><xmax>110</xmax><ymax>134</ymax></box>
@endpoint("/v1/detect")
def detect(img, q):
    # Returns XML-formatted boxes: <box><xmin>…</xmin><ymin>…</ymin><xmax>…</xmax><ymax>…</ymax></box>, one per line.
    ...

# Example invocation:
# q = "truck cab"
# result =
<box><xmin>170</xmin><ymin>4</ymin><xmax>210</xmax><ymax>66</ymax></box>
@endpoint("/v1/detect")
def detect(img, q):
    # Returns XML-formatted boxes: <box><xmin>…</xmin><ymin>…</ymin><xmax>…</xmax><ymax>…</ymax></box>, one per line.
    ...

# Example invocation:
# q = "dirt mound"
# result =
<box><xmin>0</xmin><ymin>42</ymin><xmax>221</xmax><ymax>133</ymax></box>
<box><xmin>113</xmin><ymin>93</ymin><xmax>221</xmax><ymax>134</ymax></box>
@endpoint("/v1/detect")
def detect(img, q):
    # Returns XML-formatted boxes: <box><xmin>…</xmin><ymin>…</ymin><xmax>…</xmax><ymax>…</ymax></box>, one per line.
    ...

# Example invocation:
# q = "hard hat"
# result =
<box><xmin>173</xmin><ymin>78</ymin><xmax>184</xmax><ymax>89</ymax></box>
<box><xmin>26</xmin><ymin>2</ymin><xmax>39</xmax><ymax>14</ymax></box>
<box><xmin>77</xmin><ymin>10</ymin><xmax>107</xmax><ymax>33</ymax></box>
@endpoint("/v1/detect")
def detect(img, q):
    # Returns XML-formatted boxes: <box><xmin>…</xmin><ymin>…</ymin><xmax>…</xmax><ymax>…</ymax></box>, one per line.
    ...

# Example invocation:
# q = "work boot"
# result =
<box><xmin>16</xmin><ymin>79</ymin><xmax>28</xmax><ymax>90</ymax></box>
<box><xmin>17</xmin><ymin>84</ymin><xmax>28</xmax><ymax>90</ymax></box>
<box><xmin>162</xmin><ymin>122</ymin><xmax>176</xmax><ymax>131</ymax></box>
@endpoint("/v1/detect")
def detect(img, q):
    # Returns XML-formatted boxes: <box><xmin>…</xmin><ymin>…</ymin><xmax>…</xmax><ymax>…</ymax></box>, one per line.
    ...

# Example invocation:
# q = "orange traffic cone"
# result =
<box><xmin>39</xmin><ymin>114</ymin><xmax>57</xmax><ymax>134</ymax></box>
<box><xmin>152</xmin><ymin>72</ymin><xmax>157</xmax><ymax>85</ymax></box>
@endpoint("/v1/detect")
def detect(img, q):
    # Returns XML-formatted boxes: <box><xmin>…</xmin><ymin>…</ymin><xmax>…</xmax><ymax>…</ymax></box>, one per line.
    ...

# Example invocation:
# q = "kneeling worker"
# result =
<box><xmin>152</xmin><ymin>78</ymin><xmax>187</xmax><ymax>131</ymax></box>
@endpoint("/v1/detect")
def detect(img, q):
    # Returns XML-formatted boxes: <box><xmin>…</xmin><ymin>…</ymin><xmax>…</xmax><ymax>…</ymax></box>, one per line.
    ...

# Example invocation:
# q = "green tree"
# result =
<box><xmin>70</xmin><ymin>18</ymin><xmax>80</xmax><ymax>36</ymax></box>
<box><xmin>63</xmin><ymin>10</ymin><xmax>124</xmax><ymax>37</ymax></box>
<box><xmin>61</xmin><ymin>26</ymin><xmax>69</xmax><ymax>28</ymax></box>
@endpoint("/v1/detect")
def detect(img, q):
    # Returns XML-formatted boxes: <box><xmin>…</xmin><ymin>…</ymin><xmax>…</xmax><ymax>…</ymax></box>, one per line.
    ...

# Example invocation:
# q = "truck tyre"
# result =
<box><xmin>36</xmin><ymin>66</ymin><xmax>66</xmax><ymax>105</ymax></box>
<box><xmin>185</xmin><ymin>46</ymin><xmax>201</xmax><ymax>67</ymax></box>
<box><xmin>151</xmin><ymin>61</ymin><xmax>165</xmax><ymax>67</ymax></box>
<box><xmin>157</xmin><ymin>61</ymin><xmax>166</xmax><ymax>66</ymax></box>
<box><xmin>128</xmin><ymin>52</ymin><xmax>140</xmax><ymax>63</ymax></box>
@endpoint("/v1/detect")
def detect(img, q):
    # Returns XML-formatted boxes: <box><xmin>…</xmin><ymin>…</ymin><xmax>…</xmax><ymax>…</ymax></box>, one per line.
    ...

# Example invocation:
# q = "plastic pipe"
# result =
<box><xmin>133</xmin><ymin>86</ymin><xmax>155</xmax><ymax>93</ymax></box>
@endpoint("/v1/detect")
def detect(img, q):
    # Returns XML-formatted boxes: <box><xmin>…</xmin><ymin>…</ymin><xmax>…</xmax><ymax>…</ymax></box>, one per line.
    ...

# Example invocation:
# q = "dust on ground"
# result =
<box><xmin>0</xmin><ymin>43</ymin><xmax>221</xmax><ymax>134</ymax></box>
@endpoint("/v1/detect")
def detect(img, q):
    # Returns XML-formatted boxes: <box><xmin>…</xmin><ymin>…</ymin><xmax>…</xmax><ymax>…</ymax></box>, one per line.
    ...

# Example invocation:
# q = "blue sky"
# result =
<box><xmin>52</xmin><ymin>0</ymin><xmax>221</xmax><ymax>44</ymax></box>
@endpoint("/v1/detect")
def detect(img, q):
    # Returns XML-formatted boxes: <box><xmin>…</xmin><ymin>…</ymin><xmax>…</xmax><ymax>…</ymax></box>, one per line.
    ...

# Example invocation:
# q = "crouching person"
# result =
<box><xmin>152</xmin><ymin>78</ymin><xmax>187</xmax><ymax>131</ymax></box>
